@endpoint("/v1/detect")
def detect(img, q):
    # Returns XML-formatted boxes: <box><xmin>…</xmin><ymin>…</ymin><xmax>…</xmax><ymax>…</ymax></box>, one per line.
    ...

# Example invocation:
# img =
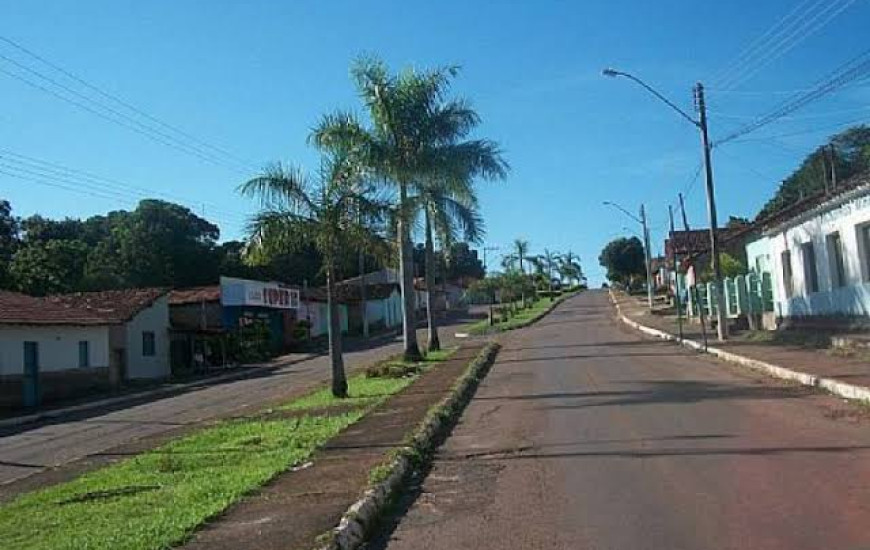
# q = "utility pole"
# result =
<box><xmin>640</xmin><ymin>204</ymin><xmax>654</xmax><ymax>310</ymax></box>
<box><xmin>669</xmin><ymin>205</ymin><xmax>683</xmax><ymax>341</ymax></box>
<box><xmin>829</xmin><ymin>144</ymin><xmax>838</xmax><ymax>190</ymax></box>
<box><xmin>678</xmin><ymin>193</ymin><xmax>690</xmax><ymax>231</ymax></box>
<box><xmin>482</xmin><ymin>245</ymin><xmax>499</xmax><ymax>326</ymax></box>
<box><xmin>694</xmin><ymin>82</ymin><xmax>728</xmax><ymax>340</ymax></box>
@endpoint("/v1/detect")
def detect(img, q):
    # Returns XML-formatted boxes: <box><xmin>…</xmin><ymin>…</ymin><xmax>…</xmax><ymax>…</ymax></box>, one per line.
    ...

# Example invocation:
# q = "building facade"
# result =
<box><xmin>0</xmin><ymin>288</ymin><xmax>170</xmax><ymax>409</ymax></box>
<box><xmin>767</xmin><ymin>182</ymin><xmax>870</xmax><ymax>319</ymax></box>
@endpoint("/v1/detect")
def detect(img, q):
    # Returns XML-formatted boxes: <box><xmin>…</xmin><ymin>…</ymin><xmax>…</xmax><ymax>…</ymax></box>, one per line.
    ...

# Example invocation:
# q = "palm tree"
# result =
<box><xmin>312</xmin><ymin>56</ymin><xmax>507</xmax><ymax>361</ymax></box>
<box><xmin>559</xmin><ymin>251</ymin><xmax>583</xmax><ymax>287</ymax></box>
<box><xmin>507</xmin><ymin>239</ymin><xmax>530</xmax><ymax>274</ymax></box>
<box><xmin>531</xmin><ymin>248</ymin><xmax>560</xmax><ymax>298</ymax></box>
<box><xmin>416</xmin><ymin>179</ymin><xmax>484</xmax><ymax>351</ymax></box>
<box><xmin>505</xmin><ymin>239</ymin><xmax>531</xmax><ymax>307</ymax></box>
<box><xmin>239</xmin><ymin>153</ymin><xmax>388</xmax><ymax>397</ymax></box>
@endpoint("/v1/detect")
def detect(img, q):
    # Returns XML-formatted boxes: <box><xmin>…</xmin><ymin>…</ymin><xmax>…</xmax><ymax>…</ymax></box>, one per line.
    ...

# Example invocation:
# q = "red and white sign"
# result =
<box><xmin>220</xmin><ymin>276</ymin><xmax>300</xmax><ymax>309</ymax></box>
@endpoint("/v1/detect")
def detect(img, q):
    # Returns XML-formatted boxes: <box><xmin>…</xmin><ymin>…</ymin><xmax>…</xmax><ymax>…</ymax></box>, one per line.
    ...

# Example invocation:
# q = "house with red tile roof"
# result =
<box><xmin>0</xmin><ymin>288</ymin><xmax>169</xmax><ymax>409</ymax></box>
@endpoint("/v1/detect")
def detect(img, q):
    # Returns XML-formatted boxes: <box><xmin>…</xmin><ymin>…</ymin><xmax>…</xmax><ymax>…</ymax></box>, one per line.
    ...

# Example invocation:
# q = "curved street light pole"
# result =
<box><xmin>602</xmin><ymin>68</ymin><xmax>728</xmax><ymax>341</ymax></box>
<box><xmin>604</xmin><ymin>201</ymin><xmax>654</xmax><ymax>311</ymax></box>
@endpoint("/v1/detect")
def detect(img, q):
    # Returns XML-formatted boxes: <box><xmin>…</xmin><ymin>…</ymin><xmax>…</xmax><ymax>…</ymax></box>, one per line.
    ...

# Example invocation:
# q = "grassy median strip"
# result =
<box><xmin>469</xmin><ymin>296</ymin><xmax>562</xmax><ymax>335</ymax></box>
<box><xmin>0</xmin><ymin>347</ymin><xmax>457</xmax><ymax>550</ymax></box>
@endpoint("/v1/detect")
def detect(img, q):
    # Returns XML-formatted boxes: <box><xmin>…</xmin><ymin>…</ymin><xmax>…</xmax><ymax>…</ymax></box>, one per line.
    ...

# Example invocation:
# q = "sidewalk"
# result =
<box><xmin>611</xmin><ymin>291</ymin><xmax>870</xmax><ymax>402</ymax></box>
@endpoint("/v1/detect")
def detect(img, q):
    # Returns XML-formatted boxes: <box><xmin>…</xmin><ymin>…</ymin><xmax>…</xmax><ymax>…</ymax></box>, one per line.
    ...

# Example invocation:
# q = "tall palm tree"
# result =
<box><xmin>559</xmin><ymin>251</ymin><xmax>583</xmax><ymax>286</ymax></box>
<box><xmin>416</xmin><ymin>178</ymin><xmax>484</xmax><ymax>351</ymax></box>
<box><xmin>531</xmin><ymin>248</ymin><xmax>560</xmax><ymax>297</ymax></box>
<box><xmin>509</xmin><ymin>239</ymin><xmax>530</xmax><ymax>274</ymax></box>
<box><xmin>239</xmin><ymin>153</ymin><xmax>388</xmax><ymax>397</ymax></box>
<box><xmin>312</xmin><ymin>56</ymin><xmax>507</xmax><ymax>361</ymax></box>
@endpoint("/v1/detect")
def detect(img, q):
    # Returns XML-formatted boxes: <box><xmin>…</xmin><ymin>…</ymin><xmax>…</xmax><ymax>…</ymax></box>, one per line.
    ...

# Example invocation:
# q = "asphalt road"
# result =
<box><xmin>0</xmin><ymin>322</ymin><xmax>471</xmax><ymax>489</ymax></box>
<box><xmin>378</xmin><ymin>290</ymin><xmax>870</xmax><ymax>550</ymax></box>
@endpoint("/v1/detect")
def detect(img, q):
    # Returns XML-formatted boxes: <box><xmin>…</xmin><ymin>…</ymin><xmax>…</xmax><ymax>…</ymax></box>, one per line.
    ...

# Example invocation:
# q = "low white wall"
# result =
<box><xmin>124</xmin><ymin>296</ymin><xmax>171</xmax><ymax>379</ymax></box>
<box><xmin>0</xmin><ymin>325</ymin><xmax>110</xmax><ymax>376</ymax></box>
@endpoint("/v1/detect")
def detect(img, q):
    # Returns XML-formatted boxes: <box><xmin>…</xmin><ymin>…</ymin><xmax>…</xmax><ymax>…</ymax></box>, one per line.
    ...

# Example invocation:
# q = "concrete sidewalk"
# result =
<box><xmin>611</xmin><ymin>291</ymin><xmax>870</xmax><ymax>404</ymax></box>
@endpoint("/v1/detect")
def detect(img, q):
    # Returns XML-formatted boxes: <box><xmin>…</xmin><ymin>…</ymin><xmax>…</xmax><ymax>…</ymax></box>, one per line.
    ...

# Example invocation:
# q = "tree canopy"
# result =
<box><xmin>599</xmin><ymin>236</ymin><xmax>645</xmax><ymax>284</ymax></box>
<box><xmin>757</xmin><ymin>125</ymin><xmax>870</xmax><ymax>220</ymax></box>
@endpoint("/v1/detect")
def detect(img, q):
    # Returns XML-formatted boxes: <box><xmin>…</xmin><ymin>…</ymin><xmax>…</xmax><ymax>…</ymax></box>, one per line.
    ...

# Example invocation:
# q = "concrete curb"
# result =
<box><xmin>0</xmin><ymin>354</ymin><xmax>317</xmax><ymax>430</ymax></box>
<box><xmin>608</xmin><ymin>290</ymin><xmax>870</xmax><ymax>405</ymax></box>
<box><xmin>315</xmin><ymin>342</ymin><xmax>502</xmax><ymax>550</ymax></box>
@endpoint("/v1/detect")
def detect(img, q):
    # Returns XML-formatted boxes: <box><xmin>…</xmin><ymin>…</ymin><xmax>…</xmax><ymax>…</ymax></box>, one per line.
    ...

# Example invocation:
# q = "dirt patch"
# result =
<box><xmin>180</xmin><ymin>344</ymin><xmax>486</xmax><ymax>550</ymax></box>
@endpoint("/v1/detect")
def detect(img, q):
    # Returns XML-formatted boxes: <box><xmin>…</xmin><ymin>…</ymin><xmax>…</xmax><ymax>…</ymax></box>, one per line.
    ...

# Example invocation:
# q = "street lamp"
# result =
<box><xmin>603</xmin><ymin>201</ymin><xmax>653</xmax><ymax>310</ymax></box>
<box><xmin>602</xmin><ymin>67</ymin><xmax>728</xmax><ymax>340</ymax></box>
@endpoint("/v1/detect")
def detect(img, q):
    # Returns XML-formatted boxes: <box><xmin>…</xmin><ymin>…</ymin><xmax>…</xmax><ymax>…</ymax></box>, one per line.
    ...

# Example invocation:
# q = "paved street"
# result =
<box><xmin>0</xmin><ymin>323</ymin><xmax>470</xmax><ymax>489</ymax></box>
<box><xmin>377</xmin><ymin>291</ymin><xmax>870</xmax><ymax>550</ymax></box>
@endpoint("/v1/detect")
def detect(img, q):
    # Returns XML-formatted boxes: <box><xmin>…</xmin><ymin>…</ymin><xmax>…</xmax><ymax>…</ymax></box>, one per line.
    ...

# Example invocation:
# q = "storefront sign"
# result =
<box><xmin>220</xmin><ymin>276</ymin><xmax>300</xmax><ymax>309</ymax></box>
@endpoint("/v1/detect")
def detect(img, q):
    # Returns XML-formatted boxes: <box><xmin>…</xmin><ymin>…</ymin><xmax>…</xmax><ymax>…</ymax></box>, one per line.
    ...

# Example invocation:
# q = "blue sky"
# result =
<box><xmin>2</xmin><ymin>1</ymin><xmax>870</xmax><ymax>285</ymax></box>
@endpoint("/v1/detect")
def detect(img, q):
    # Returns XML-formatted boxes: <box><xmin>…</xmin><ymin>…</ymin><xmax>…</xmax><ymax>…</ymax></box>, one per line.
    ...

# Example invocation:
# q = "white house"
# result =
<box><xmin>0</xmin><ymin>288</ymin><xmax>170</xmax><ymax>408</ymax></box>
<box><xmin>764</xmin><ymin>175</ymin><xmax>870</xmax><ymax>319</ymax></box>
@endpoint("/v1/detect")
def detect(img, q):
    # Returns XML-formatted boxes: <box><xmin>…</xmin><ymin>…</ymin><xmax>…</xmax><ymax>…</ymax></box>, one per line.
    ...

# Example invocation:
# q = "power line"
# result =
<box><xmin>0</xmin><ymin>147</ymin><xmax>248</xmax><ymax>224</ymax></box>
<box><xmin>725</xmin><ymin>116</ymin><xmax>870</xmax><ymax>144</ymax></box>
<box><xmin>0</xmin><ymin>34</ymin><xmax>258</xmax><ymax>171</ymax></box>
<box><xmin>0</xmin><ymin>64</ymin><xmax>251</xmax><ymax>174</ymax></box>
<box><xmin>0</xmin><ymin>156</ymin><xmax>249</xmax><ymax>230</ymax></box>
<box><xmin>708</xmin><ymin>104</ymin><xmax>870</xmax><ymax>121</ymax></box>
<box><xmin>0</xmin><ymin>41</ymin><xmax>257</xmax><ymax>175</ymax></box>
<box><xmin>720</xmin><ymin>0</ymin><xmax>856</xmax><ymax>91</ymax></box>
<box><xmin>713</xmin><ymin>0</ymin><xmax>856</xmax><ymax>91</ymax></box>
<box><xmin>716</xmin><ymin>48</ymin><xmax>870</xmax><ymax>146</ymax></box>
<box><xmin>710</xmin><ymin>0</ymin><xmax>821</xmax><ymax>86</ymax></box>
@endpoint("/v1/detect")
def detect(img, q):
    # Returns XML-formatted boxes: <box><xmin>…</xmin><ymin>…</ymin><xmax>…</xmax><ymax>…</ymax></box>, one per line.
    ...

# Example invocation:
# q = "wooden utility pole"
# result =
<box><xmin>669</xmin><ymin>205</ymin><xmax>683</xmax><ymax>341</ymax></box>
<box><xmin>640</xmin><ymin>204</ymin><xmax>654</xmax><ymax>310</ymax></box>
<box><xmin>678</xmin><ymin>192</ymin><xmax>690</xmax><ymax>231</ymax></box>
<box><xmin>694</xmin><ymin>82</ymin><xmax>728</xmax><ymax>340</ymax></box>
<box><xmin>829</xmin><ymin>144</ymin><xmax>838</xmax><ymax>189</ymax></box>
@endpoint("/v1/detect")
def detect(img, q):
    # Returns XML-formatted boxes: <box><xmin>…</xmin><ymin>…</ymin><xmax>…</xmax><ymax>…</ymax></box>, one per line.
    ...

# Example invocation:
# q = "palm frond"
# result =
<box><xmin>238</xmin><ymin>163</ymin><xmax>315</xmax><ymax>215</ymax></box>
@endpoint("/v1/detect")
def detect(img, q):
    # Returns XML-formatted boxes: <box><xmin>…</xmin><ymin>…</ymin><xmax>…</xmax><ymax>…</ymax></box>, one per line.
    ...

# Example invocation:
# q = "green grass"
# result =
<box><xmin>283</xmin><ymin>347</ymin><xmax>457</xmax><ymax>412</ymax></box>
<box><xmin>0</xmin><ymin>345</ymin><xmax>459</xmax><ymax>550</ymax></box>
<box><xmin>0</xmin><ymin>414</ymin><xmax>362</xmax><ymax>550</ymax></box>
<box><xmin>468</xmin><ymin>295</ymin><xmax>563</xmax><ymax>335</ymax></box>
<box><xmin>281</xmin><ymin>375</ymin><xmax>415</xmax><ymax>412</ymax></box>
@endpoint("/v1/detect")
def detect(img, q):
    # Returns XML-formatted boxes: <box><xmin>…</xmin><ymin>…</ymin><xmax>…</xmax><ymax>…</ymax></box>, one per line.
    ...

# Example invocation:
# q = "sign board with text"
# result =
<box><xmin>220</xmin><ymin>276</ymin><xmax>300</xmax><ymax>309</ymax></box>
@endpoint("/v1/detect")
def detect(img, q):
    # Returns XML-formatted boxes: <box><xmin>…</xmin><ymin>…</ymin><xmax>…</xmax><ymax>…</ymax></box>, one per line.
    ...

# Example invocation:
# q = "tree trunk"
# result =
<box><xmin>398</xmin><ymin>182</ymin><xmax>422</xmax><ymax>362</ymax></box>
<box><xmin>326</xmin><ymin>265</ymin><xmax>348</xmax><ymax>398</ymax></box>
<box><xmin>358</xmin><ymin>251</ymin><xmax>369</xmax><ymax>339</ymax></box>
<box><xmin>424</xmin><ymin>210</ymin><xmax>440</xmax><ymax>352</ymax></box>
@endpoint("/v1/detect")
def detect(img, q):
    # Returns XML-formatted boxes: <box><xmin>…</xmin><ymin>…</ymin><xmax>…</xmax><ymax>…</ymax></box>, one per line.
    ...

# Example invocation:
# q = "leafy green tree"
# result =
<box><xmin>114</xmin><ymin>200</ymin><xmax>221</xmax><ymax>288</ymax></box>
<box><xmin>0</xmin><ymin>200</ymin><xmax>18</xmax><ymax>288</ymax></box>
<box><xmin>10</xmin><ymin>239</ymin><xmax>89</xmax><ymax>295</ymax></box>
<box><xmin>312</xmin><ymin>55</ymin><xmax>507</xmax><ymax>361</ymax></box>
<box><xmin>757</xmin><ymin>125</ymin><xmax>870</xmax><ymax>219</ymax></box>
<box><xmin>445</xmin><ymin>242</ymin><xmax>484</xmax><ymax>282</ymax></box>
<box><xmin>701</xmin><ymin>252</ymin><xmax>745</xmax><ymax>281</ymax></box>
<box><xmin>599</xmin><ymin>237</ymin><xmax>645</xmax><ymax>285</ymax></box>
<box><xmin>240</xmin><ymin>152</ymin><xmax>389</xmax><ymax>398</ymax></box>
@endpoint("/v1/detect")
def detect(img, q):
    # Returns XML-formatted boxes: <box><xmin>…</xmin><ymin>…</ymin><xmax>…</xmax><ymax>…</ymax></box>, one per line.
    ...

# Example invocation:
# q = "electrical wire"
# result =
<box><xmin>0</xmin><ymin>148</ymin><xmax>248</xmax><ymax>225</ymax></box>
<box><xmin>712</xmin><ymin>0</ymin><xmax>856</xmax><ymax>91</ymax></box>
<box><xmin>0</xmin><ymin>157</ymin><xmax>249</xmax><ymax>230</ymax></box>
<box><xmin>716</xmin><ymin>48</ymin><xmax>870</xmax><ymax>146</ymax></box>
<box><xmin>711</xmin><ymin>0</ymin><xmax>829</xmax><ymax>86</ymax></box>
<box><xmin>0</xmin><ymin>42</ymin><xmax>257</xmax><ymax>175</ymax></box>
<box><xmin>0</xmin><ymin>34</ymin><xmax>258</xmax><ymax>171</ymax></box>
